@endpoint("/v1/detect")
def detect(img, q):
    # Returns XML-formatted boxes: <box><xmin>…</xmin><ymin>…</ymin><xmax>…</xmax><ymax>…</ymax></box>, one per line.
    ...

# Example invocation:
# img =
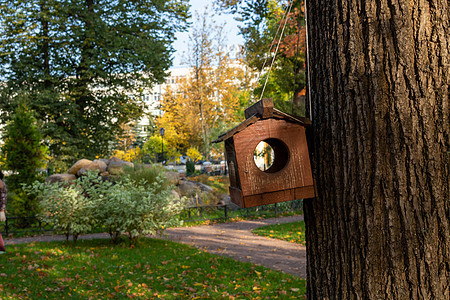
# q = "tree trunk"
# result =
<box><xmin>304</xmin><ymin>1</ymin><xmax>449</xmax><ymax>299</ymax></box>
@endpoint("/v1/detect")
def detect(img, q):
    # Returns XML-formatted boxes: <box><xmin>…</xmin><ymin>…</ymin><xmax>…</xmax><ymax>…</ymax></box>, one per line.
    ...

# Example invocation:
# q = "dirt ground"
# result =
<box><xmin>5</xmin><ymin>215</ymin><xmax>307</xmax><ymax>278</ymax></box>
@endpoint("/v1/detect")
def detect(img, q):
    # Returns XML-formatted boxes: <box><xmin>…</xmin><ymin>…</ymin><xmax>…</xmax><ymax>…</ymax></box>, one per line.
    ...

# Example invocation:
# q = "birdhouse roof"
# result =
<box><xmin>213</xmin><ymin>98</ymin><xmax>312</xmax><ymax>143</ymax></box>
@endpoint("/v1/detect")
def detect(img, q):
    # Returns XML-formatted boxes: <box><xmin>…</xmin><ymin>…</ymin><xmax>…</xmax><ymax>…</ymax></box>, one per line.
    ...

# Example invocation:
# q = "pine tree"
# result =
<box><xmin>2</xmin><ymin>95</ymin><xmax>48</xmax><ymax>218</ymax></box>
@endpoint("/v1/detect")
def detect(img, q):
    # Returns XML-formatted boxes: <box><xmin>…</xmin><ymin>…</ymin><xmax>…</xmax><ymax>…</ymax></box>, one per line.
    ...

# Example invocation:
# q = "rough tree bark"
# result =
<box><xmin>304</xmin><ymin>0</ymin><xmax>449</xmax><ymax>299</ymax></box>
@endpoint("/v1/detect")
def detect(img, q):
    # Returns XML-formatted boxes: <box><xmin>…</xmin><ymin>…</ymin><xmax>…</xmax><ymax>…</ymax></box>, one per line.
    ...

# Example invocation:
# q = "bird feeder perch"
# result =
<box><xmin>213</xmin><ymin>98</ymin><xmax>315</xmax><ymax>208</ymax></box>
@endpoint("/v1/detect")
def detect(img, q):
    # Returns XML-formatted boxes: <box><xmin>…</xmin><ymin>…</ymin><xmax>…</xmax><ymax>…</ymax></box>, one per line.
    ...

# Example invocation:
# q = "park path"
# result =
<box><xmin>163</xmin><ymin>215</ymin><xmax>307</xmax><ymax>278</ymax></box>
<box><xmin>5</xmin><ymin>215</ymin><xmax>307</xmax><ymax>278</ymax></box>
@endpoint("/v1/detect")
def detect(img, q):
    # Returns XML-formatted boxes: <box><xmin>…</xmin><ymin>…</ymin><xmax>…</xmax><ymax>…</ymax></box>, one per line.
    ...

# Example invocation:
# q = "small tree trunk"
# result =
<box><xmin>305</xmin><ymin>0</ymin><xmax>449</xmax><ymax>299</ymax></box>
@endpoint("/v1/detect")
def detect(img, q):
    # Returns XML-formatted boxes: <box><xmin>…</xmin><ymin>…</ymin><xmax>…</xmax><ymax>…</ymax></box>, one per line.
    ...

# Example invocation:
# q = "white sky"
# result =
<box><xmin>172</xmin><ymin>0</ymin><xmax>244</xmax><ymax>67</ymax></box>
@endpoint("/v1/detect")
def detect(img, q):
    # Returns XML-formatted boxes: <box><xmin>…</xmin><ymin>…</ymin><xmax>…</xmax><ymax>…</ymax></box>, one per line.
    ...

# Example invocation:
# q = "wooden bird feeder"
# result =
<box><xmin>213</xmin><ymin>98</ymin><xmax>315</xmax><ymax>208</ymax></box>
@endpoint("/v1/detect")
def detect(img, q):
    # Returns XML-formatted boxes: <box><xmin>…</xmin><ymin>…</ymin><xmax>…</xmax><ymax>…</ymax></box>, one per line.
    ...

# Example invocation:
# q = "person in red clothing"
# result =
<box><xmin>0</xmin><ymin>171</ymin><xmax>7</xmax><ymax>254</ymax></box>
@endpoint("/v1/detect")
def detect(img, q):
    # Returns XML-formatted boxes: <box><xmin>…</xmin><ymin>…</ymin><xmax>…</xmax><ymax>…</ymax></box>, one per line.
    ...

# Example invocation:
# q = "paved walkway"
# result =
<box><xmin>5</xmin><ymin>215</ymin><xmax>307</xmax><ymax>278</ymax></box>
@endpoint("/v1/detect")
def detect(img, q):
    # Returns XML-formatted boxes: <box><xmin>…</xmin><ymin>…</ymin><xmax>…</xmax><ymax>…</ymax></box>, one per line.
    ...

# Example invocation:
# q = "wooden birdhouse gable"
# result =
<box><xmin>214</xmin><ymin>98</ymin><xmax>315</xmax><ymax>208</ymax></box>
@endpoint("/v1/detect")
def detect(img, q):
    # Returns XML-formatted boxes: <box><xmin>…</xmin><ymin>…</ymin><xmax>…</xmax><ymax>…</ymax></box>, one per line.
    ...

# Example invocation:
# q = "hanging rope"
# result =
<box><xmin>256</xmin><ymin>9</ymin><xmax>286</xmax><ymax>84</ymax></box>
<box><xmin>258</xmin><ymin>1</ymin><xmax>294</xmax><ymax>101</ymax></box>
<box><xmin>305</xmin><ymin>0</ymin><xmax>312</xmax><ymax>121</ymax></box>
<box><xmin>291</xmin><ymin>4</ymin><xmax>302</xmax><ymax>114</ymax></box>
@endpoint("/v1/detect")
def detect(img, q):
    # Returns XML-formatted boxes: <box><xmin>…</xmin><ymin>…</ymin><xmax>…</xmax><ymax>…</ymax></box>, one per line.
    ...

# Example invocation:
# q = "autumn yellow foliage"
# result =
<box><xmin>113</xmin><ymin>147</ymin><xmax>141</xmax><ymax>162</ymax></box>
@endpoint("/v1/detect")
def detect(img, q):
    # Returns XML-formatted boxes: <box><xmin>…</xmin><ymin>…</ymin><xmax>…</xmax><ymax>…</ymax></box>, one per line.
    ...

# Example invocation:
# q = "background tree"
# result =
<box><xmin>151</xmin><ymin>10</ymin><xmax>250</xmax><ymax>160</ymax></box>
<box><xmin>304</xmin><ymin>1</ymin><xmax>449</xmax><ymax>299</ymax></box>
<box><xmin>0</xmin><ymin>0</ymin><xmax>190</xmax><ymax>167</ymax></box>
<box><xmin>142</xmin><ymin>131</ymin><xmax>182</xmax><ymax>163</ymax></box>
<box><xmin>215</xmin><ymin>0</ymin><xmax>306</xmax><ymax>115</ymax></box>
<box><xmin>186</xmin><ymin>147</ymin><xmax>202</xmax><ymax>163</ymax></box>
<box><xmin>1</xmin><ymin>95</ymin><xmax>48</xmax><ymax>218</ymax></box>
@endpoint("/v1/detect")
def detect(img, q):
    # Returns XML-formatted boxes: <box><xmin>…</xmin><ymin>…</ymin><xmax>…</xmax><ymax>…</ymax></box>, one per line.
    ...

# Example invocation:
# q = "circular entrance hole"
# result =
<box><xmin>253</xmin><ymin>138</ymin><xmax>289</xmax><ymax>173</ymax></box>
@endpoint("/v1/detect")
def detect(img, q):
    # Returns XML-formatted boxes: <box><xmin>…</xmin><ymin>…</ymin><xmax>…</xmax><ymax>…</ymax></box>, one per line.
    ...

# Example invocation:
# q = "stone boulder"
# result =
<box><xmin>45</xmin><ymin>174</ymin><xmax>77</xmax><ymax>185</ymax></box>
<box><xmin>218</xmin><ymin>195</ymin><xmax>240</xmax><ymax>210</ymax></box>
<box><xmin>176</xmin><ymin>179</ymin><xmax>217</xmax><ymax>206</ymax></box>
<box><xmin>77</xmin><ymin>159</ymin><xmax>108</xmax><ymax>176</ymax></box>
<box><xmin>171</xmin><ymin>190</ymin><xmax>181</xmax><ymax>201</ymax></box>
<box><xmin>177</xmin><ymin>180</ymin><xmax>197</xmax><ymax>196</ymax></box>
<box><xmin>68</xmin><ymin>159</ymin><xmax>92</xmax><ymax>175</ymax></box>
<box><xmin>99</xmin><ymin>158</ymin><xmax>110</xmax><ymax>165</ymax></box>
<box><xmin>165</xmin><ymin>171</ymin><xmax>181</xmax><ymax>185</ymax></box>
<box><xmin>107</xmin><ymin>157</ymin><xmax>134</xmax><ymax>175</ymax></box>
<box><xmin>195</xmin><ymin>181</ymin><xmax>214</xmax><ymax>193</ymax></box>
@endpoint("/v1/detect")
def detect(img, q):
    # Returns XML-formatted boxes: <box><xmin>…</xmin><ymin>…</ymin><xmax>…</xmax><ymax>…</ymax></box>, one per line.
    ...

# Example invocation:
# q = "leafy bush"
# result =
<box><xmin>7</xmin><ymin>190</ymin><xmax>43</xmax><ymax>228</ymax></box>
<box><xmin>142</xmin><ymin>135</ymin><xmax>181</xmax><ymax>163</ymax></box>
<box><xmin>26</xmin><ymin>171</ymin><xmax>183</xmax><ymax>243</ymax></box>
<box><xmin>122</xmin><ymin>164</ymin><xmax>170</xmax><ymax>192</ymax></box>
<box><xmin>186</xmin><ymin>160</ymin><xmax>195</xmax><ymax>176</ymax></box>
<box><xmin>97</xmin><ymin>175</ymin><xmax>183</xmax><ymax>243</ymax></box>
<box><xmin>25</xmin><ymin>174</ymin><xmax>99</xmax><ymax>241</ymax></box>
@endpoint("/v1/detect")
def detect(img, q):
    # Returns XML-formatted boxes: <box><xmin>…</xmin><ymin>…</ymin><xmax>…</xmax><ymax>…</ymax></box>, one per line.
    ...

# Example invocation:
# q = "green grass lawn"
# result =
<box><xmin>252</xmin><ymin>221</ymin><xmax>306</xmax><ymax>245</ymax></box>
<box><xmin>0</xmin><ymin>238</ymin><xmax>306</xmax><ymax>299</ymax></box>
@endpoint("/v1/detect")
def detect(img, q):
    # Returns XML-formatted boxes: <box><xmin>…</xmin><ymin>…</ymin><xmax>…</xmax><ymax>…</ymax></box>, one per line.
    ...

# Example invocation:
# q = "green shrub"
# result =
<box><xmin>123</xmin><ymin>164</ymin><xmax>169</xmax><ymax>192</ymax></box>
<box><xmin>26</xmin><ymin>171</ymin><xmax>183</xmax><ymax>243</ymax></box>
<box><xmin>6</xmin><ymin>189</ymin><xmax>42</xmax><ymax>228</ymax></box>
<box><xmin>25</xmin><ymin>173</ymin><xmax>100</xmax><ymax>241</ymax></box>
<box><xmin>1</xmin><ymin>97</ymin><xmax>48</xmax><ymax>218</ymax></box>
<box><xmin>97</xmin><ymin>175</ymin><xmax>184</xmax><ymax>243</ymax></box>
<box><xmin>186</xmin><ymin>160</ymin><xmax>195</xmax><ymax>176</ymax></box>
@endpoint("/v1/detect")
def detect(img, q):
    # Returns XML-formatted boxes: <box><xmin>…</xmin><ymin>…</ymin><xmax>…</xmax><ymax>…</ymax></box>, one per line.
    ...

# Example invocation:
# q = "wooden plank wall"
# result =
<box><xmin>233</xmin><ymin>119</ymin><xmax>314</xmax><ymax>197</ymax></box>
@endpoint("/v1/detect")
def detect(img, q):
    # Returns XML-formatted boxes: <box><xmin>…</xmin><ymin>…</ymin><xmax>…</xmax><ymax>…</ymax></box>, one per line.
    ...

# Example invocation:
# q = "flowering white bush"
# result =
<box><xmin>26</xmin><ymin>171</ymin><xmax>184</xmax><ymax>243</ymax></box>
<box><xmin>26</xmin><ymin>175</ymin><xmax>98</xmax><ymax>241</ymax></box>
<box><xmin>97</xmin><ymin>175</ymin><xmax>184</xmax><ymax>242</ymax></box>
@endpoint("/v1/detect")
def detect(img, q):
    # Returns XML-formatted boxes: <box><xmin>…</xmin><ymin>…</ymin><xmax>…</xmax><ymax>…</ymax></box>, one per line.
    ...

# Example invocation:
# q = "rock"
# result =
<box><xmin>177</xmin><ymin>179</ymin><xmax>214</xmax><ymax>195</ymax></box>
<box><xmin>176</xmin><ymin>179</ymin><xmax>218</xmax><ymax>206</ymax></box>
<box><xmin>107</xmin><ymin>158</ymin><xmax>134</xmax><ymax>175</ymax></box>
<box><xmin>177</xmin><ymin>180</ymin><xmax>197</xmax><ymax>196</ymax></box>
<box><xmin>171</xmin><ymin>190</ymin><xmax>181</xmax><ymax>201</ymax></box>
<box><xmin>109</xmin><ymin>156</ymin><xmax>122</xmax><ymax>162</ymax></box>
<box><xmin>218</xmin><ymin>195</ymin><xmax>240</xmax><ymax>210</ymax></box>
<box><xmin>99</xmin><ymin>158</ymin><xmax>110</xmax><ymax>165</ymax></box>
<box><xmin>195</xmin><ymin>181</ymin><xmax>214</xmax><ymax>193</ymax></box>
<box><xmin>77</xmin><ymin>160</ymin><xmax>107</xmax><ymax>176</ymax></box>
<box><xmin>185</xmin><ymin>193</ymin><xmax>205</xmax><ymax>207</ymax></box>
<box><xmin>45</xmin><ymin>174</ymin><xmax>77</xmax><ymax>185</ymax></box>
<box><xmin>68</xmin><ymin>159</ymin><xmax>92</xmax><ymax>175</ymax></box>
<box><xmin>165</xmin><ymin>171</ymin><xmax>181</xmax><ymax>185</ymax></box>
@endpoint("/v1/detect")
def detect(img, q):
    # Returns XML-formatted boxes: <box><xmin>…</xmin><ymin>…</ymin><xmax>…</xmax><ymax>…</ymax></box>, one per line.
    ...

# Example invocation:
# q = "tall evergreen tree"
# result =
<box><xmin>1</xmin><ymin>95</ymin><xmax>48</xmax><ymax>217</ymax></box>
<box><xmin>0</xmin><ymin>0</ymin><xmax>189</xmax><ymax>165</ymax></box>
